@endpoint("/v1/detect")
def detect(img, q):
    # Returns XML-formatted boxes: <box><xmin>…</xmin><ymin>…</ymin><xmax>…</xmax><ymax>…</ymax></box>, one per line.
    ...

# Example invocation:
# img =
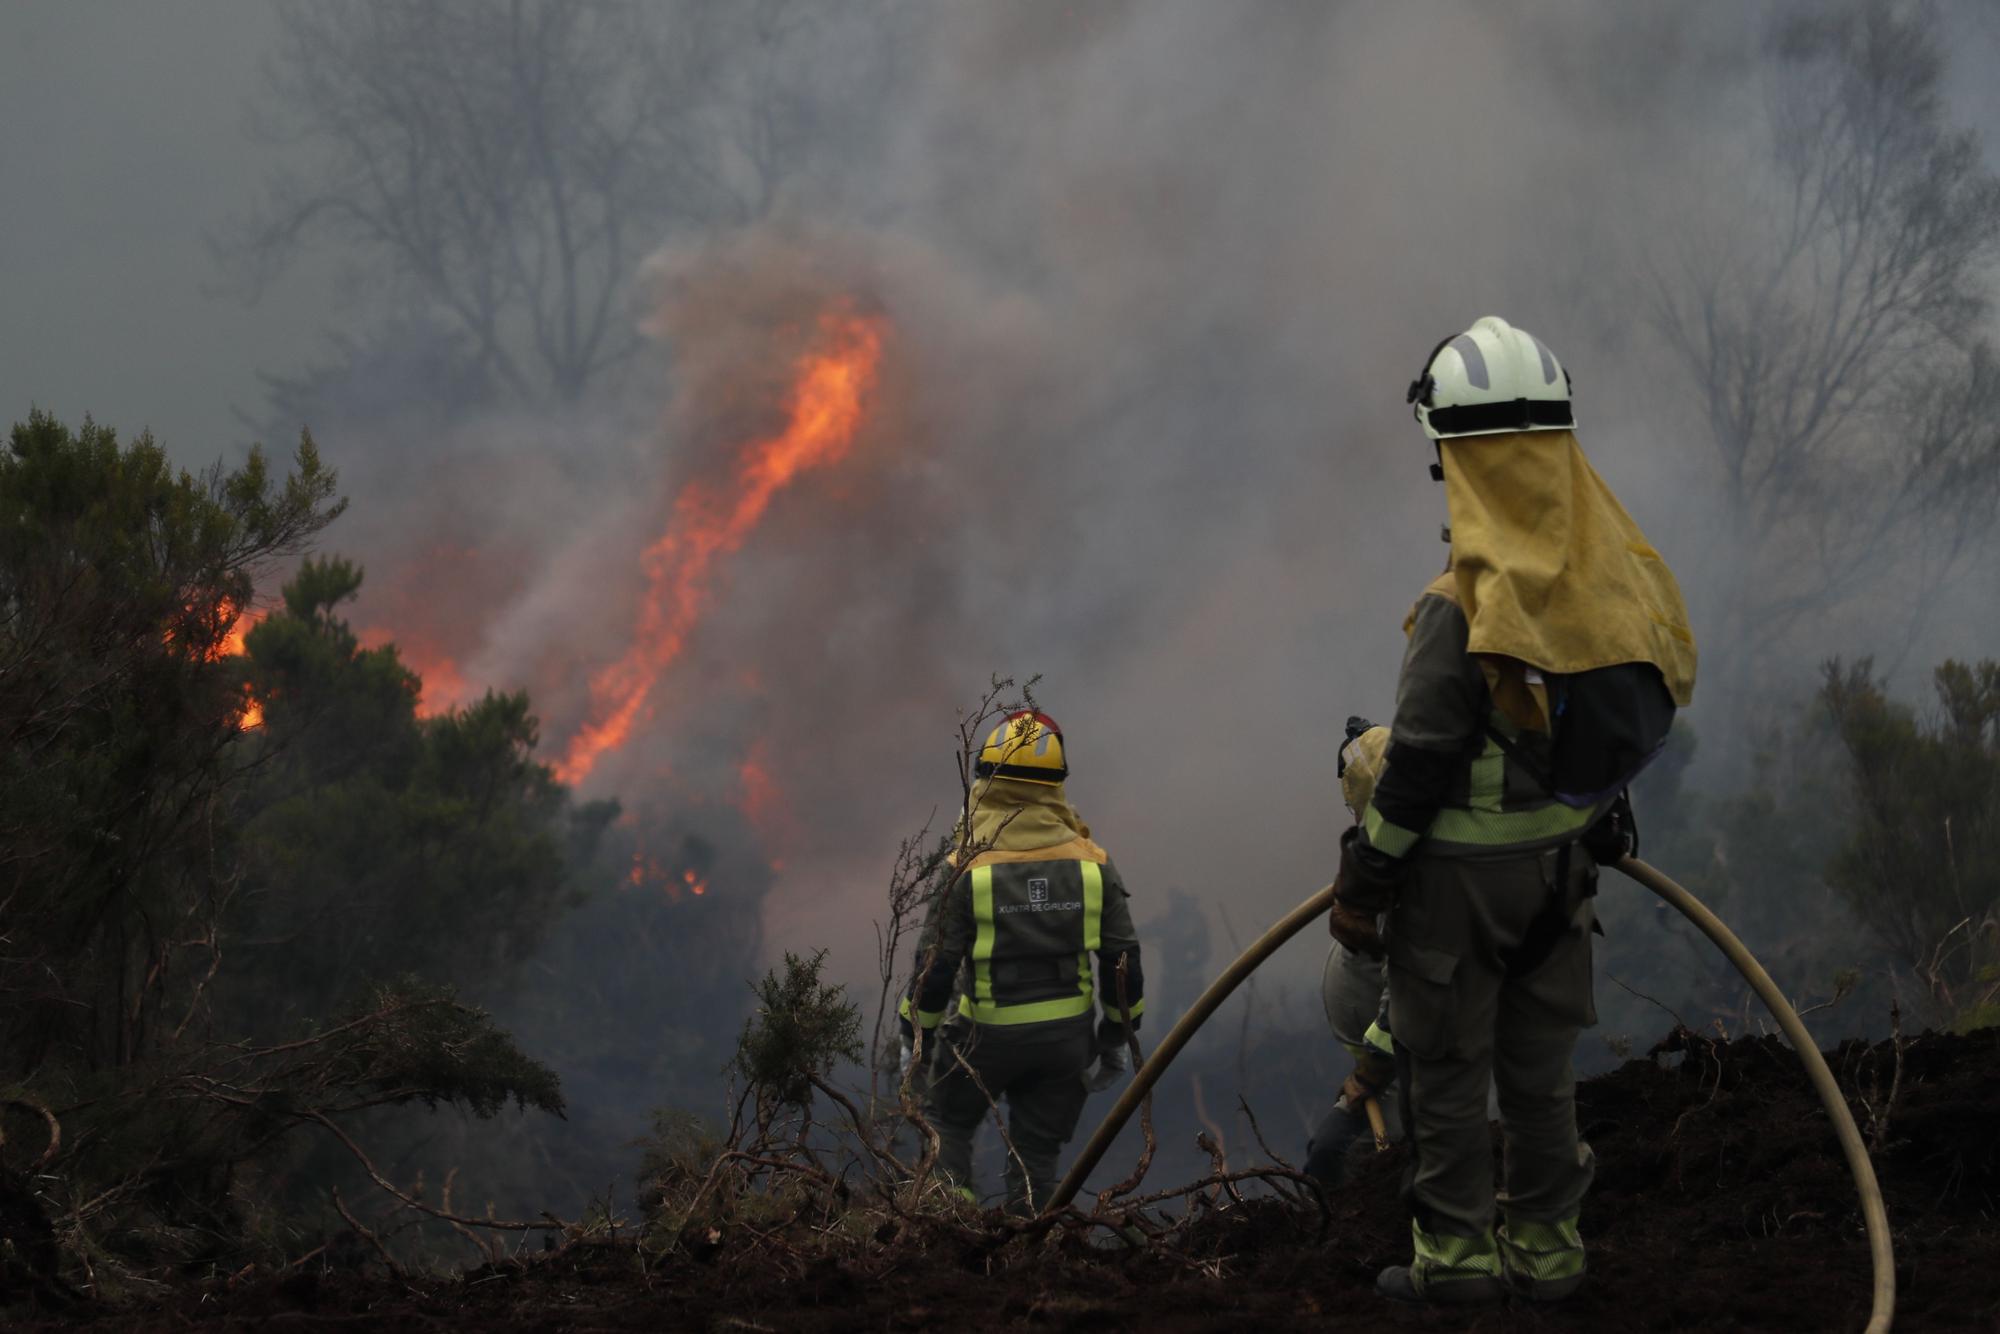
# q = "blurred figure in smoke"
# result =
<box><xmin>1327</xmin><ymin>317</ymin><xmax>1696</xmax><ymax>1306</ymax></box>
<box><xmin>898</xmin><ymin>711</ymin><xmax>1145</xmax><ymax>1214</ymax></box>
<box><xmin>1304</xmin><ymin>717</ymin><xmax>1402</xmax><ymax>1186</ymax></box>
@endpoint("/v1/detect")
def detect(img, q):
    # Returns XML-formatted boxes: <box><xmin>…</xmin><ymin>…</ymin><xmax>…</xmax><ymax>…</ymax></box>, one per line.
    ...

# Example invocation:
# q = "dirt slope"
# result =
<box><xmin>19</xmin><ymin>1027</ymin><xmax>2000</xmax><ymax>1332</ymax></box>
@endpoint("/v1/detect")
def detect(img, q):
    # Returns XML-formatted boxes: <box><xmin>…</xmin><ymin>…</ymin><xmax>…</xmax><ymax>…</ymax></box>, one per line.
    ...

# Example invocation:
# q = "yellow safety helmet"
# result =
<box><xmin>976</xmin><ymin>710</ymin><xmax>1068</xmax><ymax>785</ymax></box>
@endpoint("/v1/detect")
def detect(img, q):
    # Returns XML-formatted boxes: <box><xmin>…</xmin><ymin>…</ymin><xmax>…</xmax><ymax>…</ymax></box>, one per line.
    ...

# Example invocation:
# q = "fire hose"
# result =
<box><xmin>1045</xmin><ymin>856</ymin><xmax>1895</xmax><ymax>1334</ymax></box>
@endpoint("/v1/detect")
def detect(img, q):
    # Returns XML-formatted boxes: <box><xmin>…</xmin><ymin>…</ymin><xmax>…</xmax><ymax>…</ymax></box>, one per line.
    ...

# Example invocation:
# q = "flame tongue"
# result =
<box><xmin>554</xmin><ymin>309</ymin><xmax>885</xmax><ymax>786</ymax></box>
<box><xmin>181</xmin><ymin>599</ymin><xmax>265</xmax><ymax>729</ymax></box>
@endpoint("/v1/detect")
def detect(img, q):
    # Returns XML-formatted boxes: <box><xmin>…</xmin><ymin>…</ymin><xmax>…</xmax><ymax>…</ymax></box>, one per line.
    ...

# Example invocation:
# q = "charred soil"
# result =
<box><xmin>16</xmin><ymin>1028</ymin><xmax>2000</xmax><ymax>1332</ymax></box>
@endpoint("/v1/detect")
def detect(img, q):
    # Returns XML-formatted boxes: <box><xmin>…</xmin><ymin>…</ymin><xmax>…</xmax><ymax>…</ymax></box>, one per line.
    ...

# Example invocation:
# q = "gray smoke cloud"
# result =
<box><xmin>507</xmin><ymin>2</ymin><xmax>1781</xmax><ymax>997</ymax></box>
<box><xmin>247</xmin><ymin>3</ymin><xmax>2000</xmax><ymax>1018</ymax></box>
<box><xmin>6</xmin><ymin>1</ymin><xmax>1997</xmax><ymax>1078</ymax></box>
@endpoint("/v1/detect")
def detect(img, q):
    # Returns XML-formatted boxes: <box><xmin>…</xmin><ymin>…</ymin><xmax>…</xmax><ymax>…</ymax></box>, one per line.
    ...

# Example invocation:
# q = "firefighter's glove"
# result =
<box><xmin>1340</xmin><ymin>1051</ymin><xmax>1394</xmax><ymax>1108</ymax></box>
<box><xmin>1081</xmin><ymin>1044</ymin><xmax>1130</xmax><ymax>1093</ymax></box>
<box><xmin>1327</xmin><ymin>899</ymin><xmax>1384</xmax><ymax>959</ymax></box>
<box><xmin>1334</xmin><ymin>826</ymin><xmax>1405</xmax><ymax>914</ymax></box>
<box><xmin>1583</xmin><ymin>791</ymin><xmax>1637</xmax><ymax>865</ymax></box>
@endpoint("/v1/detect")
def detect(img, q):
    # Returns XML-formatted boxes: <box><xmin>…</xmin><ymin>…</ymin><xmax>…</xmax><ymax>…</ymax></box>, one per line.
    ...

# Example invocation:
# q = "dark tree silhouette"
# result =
<box><xmin>220</xmin><ymin>0</ymin><xmax>894</xmax><ymax>407</ymax></box>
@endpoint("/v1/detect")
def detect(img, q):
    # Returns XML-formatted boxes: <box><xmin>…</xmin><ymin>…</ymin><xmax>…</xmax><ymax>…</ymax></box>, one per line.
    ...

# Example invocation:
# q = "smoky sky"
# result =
<box><xmin>0</xmin><ymin>3</ymin><xmax>345</xmax><ymax>453</ymax></box>
<box><xmin>5</xmin><ymin>0</ymin><xmax>1998</xmax><ymax>1017</ymax></box>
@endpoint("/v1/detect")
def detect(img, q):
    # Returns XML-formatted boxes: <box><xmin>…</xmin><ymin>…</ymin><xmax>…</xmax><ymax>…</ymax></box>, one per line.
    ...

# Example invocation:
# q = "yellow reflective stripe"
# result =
<box><xmin>1081</xmin><ymin>861</ymin><xmax>1103</xmax><ymax>950</ymax></box>
<box><xmin>956</xmin><ymin>994</ymin><xmax>973</xmax><ymax>1019</ymax></box>
<box><xmin>970</xmin><ymin>865</ymin><xmax>996</xmax><ymax>1006</ymax></box>
<box><xmin>1364</xmin><ymin>805</ymin><xmax>1421</xmax><ymax>858</ymax></box>
<box><xmin>1468</xmin><ymin>735</ymin><xmax>1506</xmax><ymax>812</ymax></box>
<box><xmin>1410</xmin><ymin>1219</ymin><xmax>1502</xmax><ymax>1288</ymax></box>
<box><xmin>1362</xmin><ymin>1019</ymin><xmax>1394</xmax><ymax>1056</ymax></box>
<box><xmin>1498</xmin><ymin>1215</ymin><xmax>1585</xmax><ymax>1281</ymax></box>
<box><xmin>900</xmin><ymin>995</ymin><xmax>945</xmax><ymax>1028</ymax></box>
<box><xmin>965</xmin><ymin>993</ymin><xmax>1093</xmax><ymax>1025</ymax></box>
<box><xmin>1078</xmin><ymin>860</ymin><xmax>1105</xmax><ymax>1002</ymax></box>
<box><xmin>1427</xmin><ymin>801</ymin><xmax>1596</xmax><ymax>848</ymax></box>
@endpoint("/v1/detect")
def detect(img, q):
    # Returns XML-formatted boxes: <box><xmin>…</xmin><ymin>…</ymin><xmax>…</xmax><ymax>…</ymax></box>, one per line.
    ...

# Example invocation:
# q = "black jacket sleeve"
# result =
<box><xmin>1362</xmin><ymin>592</ymin><xmax>1487</xmax><ymax>859</ymax></box>
<box><xmin>1094</xmin><ymin>860</ymin><xmax>1144</xmax><ymax>1045</ymax></box>
<box><xmin>899</xmin><ymin>870</ymin><xmax>972</xmax><ymax>1040</ymax></box>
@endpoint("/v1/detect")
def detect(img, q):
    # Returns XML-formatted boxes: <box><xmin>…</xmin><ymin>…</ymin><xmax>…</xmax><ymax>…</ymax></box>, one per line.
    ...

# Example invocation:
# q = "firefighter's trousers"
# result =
<box><xmin>928</xmin><ymin>1021</ymin><xmax>1093</xmax><ymax>1214</ymax></box>
<box><xmin>1386</xmin><ymin>845</ymin><xmax>1597</xmax><ymax>1245</ymax></box>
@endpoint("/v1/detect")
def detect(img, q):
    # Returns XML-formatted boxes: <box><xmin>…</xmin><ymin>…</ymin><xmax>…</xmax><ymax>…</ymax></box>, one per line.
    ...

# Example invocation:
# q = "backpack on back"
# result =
<box><xmin>1494</xmin><ymin>661</ymin><xmax>1677</xmax><ymax>810</ymax></box>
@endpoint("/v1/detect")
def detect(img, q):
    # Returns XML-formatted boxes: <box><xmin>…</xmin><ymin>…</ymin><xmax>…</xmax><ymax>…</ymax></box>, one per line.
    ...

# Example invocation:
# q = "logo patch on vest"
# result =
<box><xmin>999</xmin><ymin>875</ymin><xmax>1081</xmax><ymax>915</ymax></box>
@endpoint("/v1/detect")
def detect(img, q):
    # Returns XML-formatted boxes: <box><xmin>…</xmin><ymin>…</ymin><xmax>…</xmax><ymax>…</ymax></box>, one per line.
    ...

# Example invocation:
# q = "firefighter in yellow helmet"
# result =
<box><xmin>1330</xmin><ymin>317</ymin><xmax>1696</xmax><ymax>1305</ymax></box>
<box><xmin>898</xmin><ymin>709</ymin><xmax>1144</xmax><ymax>1213</ymax></box>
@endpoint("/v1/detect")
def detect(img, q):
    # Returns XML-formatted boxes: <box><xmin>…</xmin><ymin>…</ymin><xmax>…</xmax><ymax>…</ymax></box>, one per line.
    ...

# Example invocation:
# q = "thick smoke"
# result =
<box><xmin>453</xmin><ymin>4</ymin><xmax>1769</xmax><ymax>988</ymax></box>
<box><xmin>227</xmin><ymin>2</ymin><xmax>1994</xmax><ymax>1161</ymax></box>
<box><xmin>8</xmin><ymin>0</ymin><xmax>1996</xmax><ymax>1215</ymax></box>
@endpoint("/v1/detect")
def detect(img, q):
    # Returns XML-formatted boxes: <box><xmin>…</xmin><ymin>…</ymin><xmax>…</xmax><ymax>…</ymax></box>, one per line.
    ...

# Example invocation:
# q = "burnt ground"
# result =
<box><xmin>14</xmin><ymin>1027</ymin><xmax>2000</xmax><ymax>1332</ymax></box>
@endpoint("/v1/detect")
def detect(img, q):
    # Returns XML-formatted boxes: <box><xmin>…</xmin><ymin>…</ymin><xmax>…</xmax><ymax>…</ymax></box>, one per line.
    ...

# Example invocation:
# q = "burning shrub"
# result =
<box><xmin>225</xmin><ymin>555</ymin><xmax>614</xmax><ymax>1036</ymax></box>
<box><xmin>0</xmin><ymin>413</ymin><xmax>606</xmax><ymax>1300</ymax></box>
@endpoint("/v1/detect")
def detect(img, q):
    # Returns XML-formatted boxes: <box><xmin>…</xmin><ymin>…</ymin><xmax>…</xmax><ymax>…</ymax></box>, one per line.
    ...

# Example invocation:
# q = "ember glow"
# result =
<box><xmin>220</xmin><ymin>607</ymin><xmax>259</xmax><ymax>659</ymax></box>
<box><xmin>625</xmin><ymin>848</ymin><xmax>711</xmax><ymax>901</ymax></box>
<box><xmin>554</xmin><ymin>309</ymin><xmax>886</xmax><ymax>786</ymax></box>
<box><xmin>179</xmin><ymin>600</ymin><xmax>265</xmax><ymax>729</ymax></box>
<box><xmin>169</xmin><ymin>597</ymin><xmax>259</xmax><ymax>663</ymax></box>
<box><xmin>226</xmin><ymin>606</ymin><xmax>265</xmax><ymax>728</ymax></box>
<box><xmin>738</xmin><ymin>741</ymin><xmax>780</xmax><ymax>826</ymax></box>
<box><xmin>359</xmin><ymin>625</ymin><xmax>471</xmax><ymax>717</ymax></box>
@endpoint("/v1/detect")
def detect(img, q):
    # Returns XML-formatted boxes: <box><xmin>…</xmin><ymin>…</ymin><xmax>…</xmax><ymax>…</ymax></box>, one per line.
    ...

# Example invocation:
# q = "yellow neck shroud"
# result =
<box><xmin>1434</xmin><ymin>429</ymin><xmax>1697</xmax><ymax>716</ymax></box>
<box><xmin>956</xmin><ymin>777</ymin><xmax>1107</xmax><ymax>867</ymax></box>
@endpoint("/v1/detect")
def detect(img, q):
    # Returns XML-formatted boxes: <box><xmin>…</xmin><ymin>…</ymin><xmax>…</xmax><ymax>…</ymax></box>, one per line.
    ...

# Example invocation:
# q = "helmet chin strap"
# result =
<box><xmin>1432</xmin><ymin>444</ymin><xmax>1450</xmax><ymax>543</ymax></box>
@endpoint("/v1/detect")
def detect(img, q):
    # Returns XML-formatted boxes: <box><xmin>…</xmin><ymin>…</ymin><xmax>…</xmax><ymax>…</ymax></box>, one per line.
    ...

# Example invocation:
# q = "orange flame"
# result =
<box><xmin>220</xmin><ymin>606</ymin><xmax>260</xmax><ymax>659</ymax></box>
<box><xmin>196</xmin><ymin>601</ymin><xmax>265</xmax><ymax>729</ymax></box>
<box><xmin>228</xmin><ymin>606</ymin><xmax>265</xmax><ymax>729</ymax></box>
<box><xmin>624</xmin><ymin>848</ymin><xmax>710</xmax><ymax>901</ymax></box>
<box><xmin>358</xmin><ymin>626</ymin><xmax>470</xmax><ymax>717</ymax></box>
<box><xmin>554</xmin><ymin>308</ymin><xmax>885</xmax><ymax>786</ymax></box>
<box><xmin>168</xmin><ymin>598</ymin><xmax>261</xmax><ymax>663</ymax></box>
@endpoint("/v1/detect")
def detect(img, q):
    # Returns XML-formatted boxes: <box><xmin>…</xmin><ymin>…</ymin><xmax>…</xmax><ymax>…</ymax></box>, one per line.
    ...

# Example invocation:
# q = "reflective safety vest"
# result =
<box><xmin>1365</xmin><ymin>717</ymin><xmax>1603</xmax><ymax>859</ymax></box>
<box><xmin>903</xmin><ymin>849</ymin><xmax>1144</xmax><ymax>1035</ymax></box>
<box><xmin>1363</xmin><ymin>588</ymin><xmax>1608</xmax><ymax>861</ymax></box>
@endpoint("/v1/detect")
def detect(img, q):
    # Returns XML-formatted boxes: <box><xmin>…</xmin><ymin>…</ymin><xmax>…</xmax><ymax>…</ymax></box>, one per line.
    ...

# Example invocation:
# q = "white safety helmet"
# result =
<box><xmin>1406</xmin><ymin>315</ymin><xmax>1574</xmax><ymax>442</ymax></box>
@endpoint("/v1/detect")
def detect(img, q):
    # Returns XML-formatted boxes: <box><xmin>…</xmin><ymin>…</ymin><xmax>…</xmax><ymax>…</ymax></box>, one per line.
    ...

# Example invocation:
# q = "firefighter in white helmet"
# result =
<box><xmin>1329</xmin><ymin>316</ymin><xmax>1697</xmax><ymax>1305</ymax></box>
<box><xmin>898</xmin><ymin>710</ymin><xmax>1145</xmax><ymax>1214</ymax></box>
